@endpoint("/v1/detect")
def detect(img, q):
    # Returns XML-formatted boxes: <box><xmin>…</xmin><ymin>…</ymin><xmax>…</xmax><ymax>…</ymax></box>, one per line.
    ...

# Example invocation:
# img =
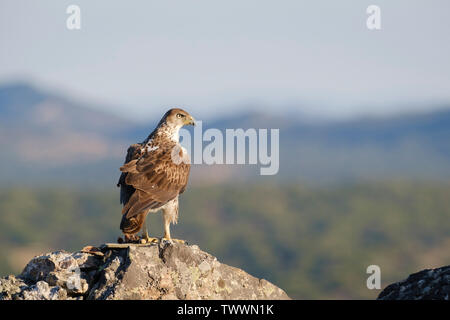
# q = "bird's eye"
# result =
<box><xmin>177</xmin><ymin>113</ymin><xmax>185</xmax><ymax>118</ymax></box>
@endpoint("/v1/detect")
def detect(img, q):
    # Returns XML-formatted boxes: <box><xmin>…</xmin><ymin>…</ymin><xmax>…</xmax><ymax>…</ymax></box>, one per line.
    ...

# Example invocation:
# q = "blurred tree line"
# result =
<box><xmin>0</xmin><ymin>181</ymin><xmax>449</xmax><ymax>299</ymax></box>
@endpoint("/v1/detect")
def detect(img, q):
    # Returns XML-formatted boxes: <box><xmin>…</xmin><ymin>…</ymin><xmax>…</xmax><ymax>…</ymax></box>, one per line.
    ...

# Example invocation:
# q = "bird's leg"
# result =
<box><xmin>140</xmin><ymin>217</ymin><xmax>158</xmax><ymax>244</ymax></box>
<box><xmin>163</xmin><ymin>217</ymin><xmax>171</xmax><ymax>241</ymax></box>
<box><xmin>162</xmin><ymin>213</ymin><xmax>186</xmax><ymax>244</ymax></box>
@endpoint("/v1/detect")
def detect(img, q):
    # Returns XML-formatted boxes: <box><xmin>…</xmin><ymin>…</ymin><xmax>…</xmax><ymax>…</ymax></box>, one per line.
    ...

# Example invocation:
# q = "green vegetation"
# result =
<box><xmin>1</xmin><ymin>181</ymin><xmax>449</xmax><ymax>299</ymax></box>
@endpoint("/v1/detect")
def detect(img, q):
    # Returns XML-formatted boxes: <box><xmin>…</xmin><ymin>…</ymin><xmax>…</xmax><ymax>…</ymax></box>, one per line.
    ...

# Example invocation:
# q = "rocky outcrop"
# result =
<box><xmin>377</xmin><ymin>265</ymin><xmax>450</xmax><ymax>300</ymax></box>
<box><xmin>0</xmin><ymin>241</ymin><xmax>290</xmax><ymax>300</ymax></box>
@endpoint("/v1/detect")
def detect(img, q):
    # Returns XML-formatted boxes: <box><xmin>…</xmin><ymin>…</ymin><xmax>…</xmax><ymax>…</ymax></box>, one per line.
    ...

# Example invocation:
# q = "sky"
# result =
<box><xmin>1</xmin><ymin>0</ymin><xmax>450</xmax><ymax>121</ymax></box>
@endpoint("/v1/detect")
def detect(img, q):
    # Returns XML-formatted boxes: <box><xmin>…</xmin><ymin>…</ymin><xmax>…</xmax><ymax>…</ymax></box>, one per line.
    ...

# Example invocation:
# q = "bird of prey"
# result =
<box><xmin>117</xmin><ymin>108</ymin><xmax>195</xmax><ymax>243</ymax></box>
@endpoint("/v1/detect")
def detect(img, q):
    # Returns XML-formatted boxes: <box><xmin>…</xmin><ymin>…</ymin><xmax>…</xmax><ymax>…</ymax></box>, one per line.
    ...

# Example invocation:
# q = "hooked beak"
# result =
<box><xmin>186</xmin><ymin>115</ymin><xmax>195</xmax><ymax>126</ymax></box>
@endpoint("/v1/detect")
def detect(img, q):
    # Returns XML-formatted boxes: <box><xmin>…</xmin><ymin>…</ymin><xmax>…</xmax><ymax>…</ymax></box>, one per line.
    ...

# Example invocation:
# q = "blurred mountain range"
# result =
<box><xmin>1</xmin><ymin>82</ymin><xmax>450</xmax><ymax>186</ymax></box>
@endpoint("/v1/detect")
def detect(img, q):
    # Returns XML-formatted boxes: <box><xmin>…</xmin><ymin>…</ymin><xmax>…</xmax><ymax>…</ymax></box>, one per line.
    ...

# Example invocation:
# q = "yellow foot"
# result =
<box><xmin>162</xmin><ymin>237</ymin><xmax>187</xmax><ymax>244</ymax></box>
<box><xmin>140</xmin><ymin>235</ymin><xmax>159</xmax><ymax>244</ymax></box>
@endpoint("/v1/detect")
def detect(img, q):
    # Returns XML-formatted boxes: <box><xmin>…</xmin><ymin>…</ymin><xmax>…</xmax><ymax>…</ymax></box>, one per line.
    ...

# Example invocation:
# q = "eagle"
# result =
<box><xmin>117</xmin><ymin>108</ymin><xmax>195</xmax><ymax>243</ymax></box>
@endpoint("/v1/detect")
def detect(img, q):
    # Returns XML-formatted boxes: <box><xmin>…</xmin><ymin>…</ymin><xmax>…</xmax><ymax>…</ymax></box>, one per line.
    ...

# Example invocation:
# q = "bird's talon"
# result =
<box><xmin>163</xmin><ymin>238</ymin><xmax>186</xmax><ymax>244</ymax></box>
<box><xmin>142</xmin><ymin>236</ymin><xmax>158</xmax><ymax>244</ymax></box>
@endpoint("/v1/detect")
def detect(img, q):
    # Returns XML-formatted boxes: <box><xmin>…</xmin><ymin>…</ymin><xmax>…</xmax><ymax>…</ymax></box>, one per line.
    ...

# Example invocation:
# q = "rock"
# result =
<box><xmin>18</xmin><ymin>250</ymin><xmax>102</xmax><ymax>296</ymax></box>
<box><xmin>378</xmin><ymin>265</ymin><xmax>450</xmax><ymax>300</ymax></box>
<box><xmin>0</xmin><ymin>241</ymin><xmax>290</xmax><ymax>300</ymax></box>
<box><xmin>0</xmin><ymin>275</ymin><xmax>28</xmax><ymax>300</ymax></box>
<box><xmin>21</xmin><ymin>281</ymin><xmax>68</xmax><ymax>300</ymax></box>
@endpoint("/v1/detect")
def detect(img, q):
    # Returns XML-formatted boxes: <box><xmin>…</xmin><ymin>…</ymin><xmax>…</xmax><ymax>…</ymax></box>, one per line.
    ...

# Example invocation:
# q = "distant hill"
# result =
<box><xmin>279</xmin><ymin>108</ymin><xmax>450</xmax><ymax>183</ymax></box>
<box><xmin>204</xmin><ymin>104</ymin><xmax>450</xmax><ymax>183</ymax></box>
<box><xmin>1</xmin><ymin>82</ymin><xmax>450</xmax><ymax>186</ymax></box>
<box><xmin>0</xmin><ymin>83</ymin><xmax>139</xmax><ymax>186</ymax></box>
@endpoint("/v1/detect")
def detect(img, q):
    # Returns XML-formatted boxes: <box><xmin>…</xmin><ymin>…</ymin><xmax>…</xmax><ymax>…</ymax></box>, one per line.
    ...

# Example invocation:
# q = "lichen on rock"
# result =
<box><xmin>0</xmin><ymin>241</ymin><xmax>290</xmax><ymax>300</ymax></box>
<box><xmin>378</xmin><ymin>265</ymin><xmax>450</xmax><ymax>300</ymax></box>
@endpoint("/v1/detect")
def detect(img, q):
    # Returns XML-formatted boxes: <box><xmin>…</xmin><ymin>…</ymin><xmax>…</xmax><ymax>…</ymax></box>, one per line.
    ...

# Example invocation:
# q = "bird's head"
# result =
<box><xmin>162</xmin><ymin>108</ymin><xmax>196</xmax><ymax>128</ymax></box>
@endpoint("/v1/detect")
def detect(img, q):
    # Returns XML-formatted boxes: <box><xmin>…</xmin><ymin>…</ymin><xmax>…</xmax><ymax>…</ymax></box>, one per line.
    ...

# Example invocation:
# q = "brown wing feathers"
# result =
<box><xmin>119</xmin><ymin>142</ymin><xmax>190</xmax><ymax>219</ymax></box>
<box><xmin>117</xmin><ymin>144</ymin><xmax>142</xmax><ymax>206</ymax></box>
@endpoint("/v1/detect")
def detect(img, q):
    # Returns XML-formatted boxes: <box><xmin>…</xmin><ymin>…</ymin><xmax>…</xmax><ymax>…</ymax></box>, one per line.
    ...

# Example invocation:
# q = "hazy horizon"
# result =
<box><xmin>1</xmin><ymin>1</ymin><xmax>450</xmax><ymax>121</ymax></box>
<box><xmin>3</xmin><ymin>78</ymin><xmax>450</xmax><ymax>125</ymax></box>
